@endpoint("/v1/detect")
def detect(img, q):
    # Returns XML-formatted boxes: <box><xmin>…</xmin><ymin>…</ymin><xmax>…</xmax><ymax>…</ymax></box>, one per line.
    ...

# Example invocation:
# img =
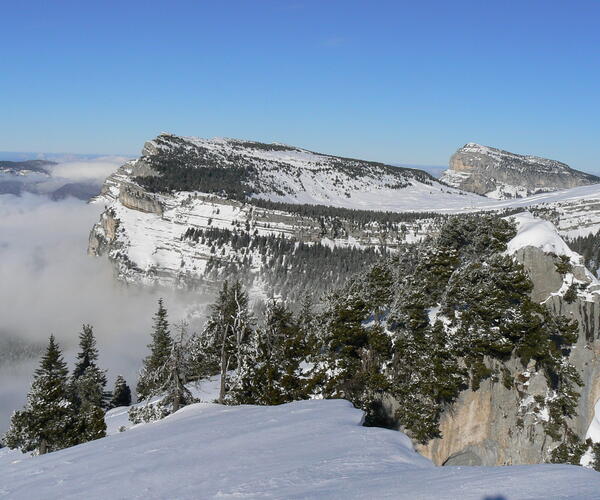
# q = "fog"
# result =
<box><xmin>2</xmin><ymin>156</ymin><xmax>131</xmax><ymax>195</ymax></box>
<box><xmin>0</xmin><ymin>159</ymin><xmax>208</xmax><ymax>432</ymax></box>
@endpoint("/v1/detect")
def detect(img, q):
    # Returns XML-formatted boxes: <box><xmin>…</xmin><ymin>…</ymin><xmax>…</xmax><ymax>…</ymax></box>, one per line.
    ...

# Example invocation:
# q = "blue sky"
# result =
<box><xmin>2</xmin><ymin>0</ymin><xmax>599</xmax><ymax>171</ymax></box>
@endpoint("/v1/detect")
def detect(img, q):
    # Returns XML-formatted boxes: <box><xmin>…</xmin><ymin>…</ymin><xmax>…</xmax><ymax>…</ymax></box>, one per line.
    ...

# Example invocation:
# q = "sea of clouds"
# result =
<box><xmin>0</xmin><ymin>158</ymin><xmax>206</xmax><ymax>433</ymax></box>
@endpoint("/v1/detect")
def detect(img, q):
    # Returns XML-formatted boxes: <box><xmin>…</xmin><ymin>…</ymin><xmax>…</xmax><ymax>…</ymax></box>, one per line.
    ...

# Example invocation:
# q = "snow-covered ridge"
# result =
<box><xmin>89</xmin><ymin>134</ymin><xmax>600</xmax><ymax>290</ymax></box>
<box><xmin>460</xmin><ymin>143</ymin><xmax>574</xmax><ymax>172</ymax></box>
<box><xmin>133</xmin><ymin>133</ymin><xmax>479</xmax><ymax>211</ymax></box>
<box><xmin>442</xmin><ymin>142</ymin><xmax>599</xmax><ymax>200</ymax></box>
<box><xmin>507</xmin><ymin>211</ymin><xmax>582</xmax><ymax>263</ymax></box>
<box><xmin>1</xmin><ymin>399</ymin><xmax>598</xmax><ymax>499</ymax></box>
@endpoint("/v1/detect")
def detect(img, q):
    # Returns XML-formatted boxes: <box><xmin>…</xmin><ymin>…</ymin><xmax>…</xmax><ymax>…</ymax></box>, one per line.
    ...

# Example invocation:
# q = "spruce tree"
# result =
<box><xmin>71</xmin><ymin>324</ymin><xmax>108</xmax><ymax>408</ymax></box>
<box><xmin>137</xmin><ymin>298</ymin><xmax>173</xmax><ymax>400</ymax></box>
<box><xmin>231</xmin><ymin>301</ymin><xmax>307</xmax><ymax>405</ymax></box>
<box><xmin>70</xmin><ymin>370</ymin><xmax>108</xmax><ymax>445</ymax></box>
<box><xmin>592</xmin><ymin>442</ymin><xmax>600</xmax><ymax>472</ymax></box>
<box><xmin>109</xmin><ymin>375</ymin><xmax>132</xmax><ymax>408</ymax></box>
<box><xmin>310</xmin><ymin>291</ymin><xmax>392</xmax><ymax>423</ymax></box>
<box><xmin>129</xmin><ymin>323</ymin><xmax>196</xmax><ymax>423</ymax></box>
<box><xmin>4</xmin><ymin>335</ymin><xmax>75</xmax><ymax>454</ymax></box>
<box><xmin>73</xmin><ymin>324</ymin><xmax>102</xmax><ymax>379</ymax></box>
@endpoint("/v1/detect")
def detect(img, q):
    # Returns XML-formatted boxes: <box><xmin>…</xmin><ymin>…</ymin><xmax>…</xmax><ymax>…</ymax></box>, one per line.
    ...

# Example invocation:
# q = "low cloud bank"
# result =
<box><xmin>1</xmin><ymin>156</ymin><xmax>131</xmax><ymax>196</ymax></box>
<box><xmin>0</xmin><ymin>188</ymin><xmax>207</xmax><ymax>433</ymax></box>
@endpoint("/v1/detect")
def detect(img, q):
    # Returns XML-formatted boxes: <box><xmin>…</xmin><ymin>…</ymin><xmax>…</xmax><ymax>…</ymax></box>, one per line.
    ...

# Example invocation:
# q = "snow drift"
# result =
<box><xmin>1</xmin><ymin>399</ymin><xmax>598</xmax><ymax>499</ymax></box>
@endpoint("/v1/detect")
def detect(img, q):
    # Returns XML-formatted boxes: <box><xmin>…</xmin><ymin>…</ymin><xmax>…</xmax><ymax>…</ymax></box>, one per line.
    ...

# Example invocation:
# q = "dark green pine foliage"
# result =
<box><xmin>230</xmin><ymin>301</ymin><xmax>308</xmax><ymax>405</ymax></box>
<box><xmin>70</xmin><ymin>377</ymin><xmax>107</xmax><ymax>445</ymax></box>
<box><xmin>109</xmin><ymin>375</ymin><xmax>132</xmax><ymax>408</ymax></box>
<box><xmin>69</xmin><ymin>324</ymin><xmax>108</xmax><ymax>443</ymax></box>
<box><xmin>129</xmin><ymin>323</ymin><xmax>196</xmax><ymax>423</ymax></box>
<box><xmin>137</xmin><ymin>299</ymin><xmax>173</xmax><ymax>400</ymax></box>
<box><xmin>591</xmin><ymin>441</ymin><xmax>600</xmax><ymax>471</ymax></box>
<box><xmin>71</xmin><ymin>324</ymin><xmax>108</xmax><ymax>407</ymax></box>
<box><xmin>155</xmin><ymin>323</ymin><xmax>195</xmax><ymax>413</ymax></box>
<box><xmin>73</xmin><ymin>324</ymin><xmax>103</xmax><ymax>379</ymax></box>
<box><xmin>200</xmin><ymin>280</ymin><xmax>254</xmax><ymax>404</ymax></box>
<box><xmin>4</xmin><ymin>336</ymin><xmax>76</xmax><ymax>454</ymax></box>
<box><xmin>310</xmin><ymin>288</ymin><xmax>392</xmax><ymax>425</ymax></box>
<box><xmin>307</xmin><ymin>214</ymin><xmax>582</xmax><ymax>448</ymax></box>
<box><xmin>549</xmin><ymin>431</ymin><xmax>589</xmax><ymax>465</ymax></box>
<box><xmin>566</xmin><ymin>230</ymin><xmax>600</xmax><ymax>276</ymax></box>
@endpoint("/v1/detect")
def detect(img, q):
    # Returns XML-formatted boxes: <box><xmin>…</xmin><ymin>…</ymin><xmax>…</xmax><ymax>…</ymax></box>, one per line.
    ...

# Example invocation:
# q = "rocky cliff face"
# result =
<box><xmin>441</xmin><ymin>143</ymin><xmax>599</xmax><ymax>199</ymax></box>
<box><xmin>87</xmin><ymin>134</ymin><xmax>462</xmax><ymax>295</ymax></box>
<box><xmin>416</xmin><ymin>218</ymin><xmax>600</xmax><ymax>466</ymax></box>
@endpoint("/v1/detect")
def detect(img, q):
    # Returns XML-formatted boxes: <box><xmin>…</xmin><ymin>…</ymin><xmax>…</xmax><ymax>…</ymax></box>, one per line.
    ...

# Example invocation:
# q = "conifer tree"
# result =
<box><xmin>158</xmin><ymin>322</ymin><xmax>195</xmax><ymax>413</ymax></box>
<box><xmin>230</xmin><ymin>301</ymin><xmax>307</xmax><ymax>405</ymax></box>
<box><xmin>129</xmin><ymin>323</ymin><xmax>196</xmax><ymax>423</ymax></box>
<box><xmin>4</xmin><ymin>336</ymin><xmax>75</xmax><ymax>454</ymax></box>
<box><xmin>310</xmin><ymin>292</ymin><xmax>392</xmax><ymax>422</ymax></box>
<box><xmin>109</xmin><ymin>375</ymin><xmax>132</xmax><ymax>408</ymax></box>
<box><xmin>69</xmin><ymin>365</ymin><xmax>108</xmax><ymax>445</ymax></box>
<box><xmin>71</xmin><ymin>324</ymin><xmax>108</xmax><ymax>408</ymax></box>
<box><xmin>73</xmin><ymin>324</ymin><xmax>101</xmax><ymax>379</ymax></box>
<box><xmin>201</xmin><ymin>281</ymin><xmax>253</xmax><ymax>403</ymax></box>
<box><xmin>592</xmin><ymin>442</ymin><xmax>600</xmax><ymax>472</ymax></box>
<box><xmin>137</xmin><ymin>298</ymin><xmax>173</xmax><ymax>400</ymax></box>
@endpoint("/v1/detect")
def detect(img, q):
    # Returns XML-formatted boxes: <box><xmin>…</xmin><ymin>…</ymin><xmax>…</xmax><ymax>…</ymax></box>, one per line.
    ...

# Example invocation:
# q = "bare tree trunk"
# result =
<box><xmin>219</xmin><ymin>337</ymin><xmax>227</xmax><ymax>404</ymax></box>
<box><xmin>39</xmin><ymin>438</ymin><xmax>48</xmax><ymax>455</ymax></box>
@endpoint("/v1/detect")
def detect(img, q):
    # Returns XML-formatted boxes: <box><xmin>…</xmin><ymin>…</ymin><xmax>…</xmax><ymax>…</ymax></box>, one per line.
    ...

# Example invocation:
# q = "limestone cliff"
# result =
<box><xmin>416</xmin><ymin>218</ymin><xmax>600</xmax><ymax>466</ymax></box>
<box><xmin>441</xmin><ymin>143</ymin><xmax>599</xmax><ymax>199</ymax></box>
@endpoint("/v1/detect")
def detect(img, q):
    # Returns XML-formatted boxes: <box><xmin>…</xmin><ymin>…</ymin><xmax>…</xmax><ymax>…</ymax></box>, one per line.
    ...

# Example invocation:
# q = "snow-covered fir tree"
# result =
<box><xmin>109</xmin><ymin>375</ymin><xmax>132</xmax><ymax>408</ymax></box>
<box><xmin>229</xmin><ymin>301</ymin><xmax>308</xmax><ymax>405</ymax></box>
<box><xmin>129</xmin><ymin>323</ymin><xmax>196</xmax><ymax>423</ymax></box>
<box><xmin>136</xmin><ymin>298</ymin><xmax>173</xmax><ymax>400</ymax></box>
<box><xmin>308</xmin><ymin>288</ymin><xmax>392</xmax><ymax>426</ymax></box>
<box><xmin>4</xmin><ymin>336</ymin><xmax>76</xmax><ymax>454</ymax></box>
<box><xmin>200</xmin><ymin>280</ymin><xmax>254</xmax><ymax>403</ymax></box>
<box><xmin>71</xmin><ymin>324</ymin><xmax>108</xmax><ymax>408</ymax></box>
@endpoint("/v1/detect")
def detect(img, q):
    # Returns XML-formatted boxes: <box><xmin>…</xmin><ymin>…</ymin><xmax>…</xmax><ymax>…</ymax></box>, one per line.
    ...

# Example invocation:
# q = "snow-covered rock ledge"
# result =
<box><xmin>1</xmin><ymin>399</ymin><xmax>598</xmax><ymax>499</ymax></box>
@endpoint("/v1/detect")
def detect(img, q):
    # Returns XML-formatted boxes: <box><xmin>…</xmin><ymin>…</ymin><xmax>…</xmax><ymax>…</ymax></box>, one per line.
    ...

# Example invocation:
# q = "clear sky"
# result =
<box><xmin>2</xmin><ymin>0</ymin><xmax>599</xmax><ymax>172</ymax></box>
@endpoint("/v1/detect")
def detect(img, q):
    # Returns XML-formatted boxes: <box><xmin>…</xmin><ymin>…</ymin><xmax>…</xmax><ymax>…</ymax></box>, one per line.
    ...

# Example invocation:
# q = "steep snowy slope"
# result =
<box><xmin>89</xmin><ymin>133</ymin><xmax>464</xmax><ymax>291</ymax></box>
<box><xmin>117</xmin><ymin>133</ymin><xmax>479</xmax><ymax>211</ymax></box>
<box><xmin>442</xmin><ymin>143</ymin><xmax>599</xmax><ymax>199</ymax></box>
<box><xmin>88</xmin><ymin>134</ymin><xmax>600</xmax><ymax>291</ymax></box>
<box><xmin>1</xmin><ymin>399</ymin><xmax>598</xmax><ymax>499</ymax></box>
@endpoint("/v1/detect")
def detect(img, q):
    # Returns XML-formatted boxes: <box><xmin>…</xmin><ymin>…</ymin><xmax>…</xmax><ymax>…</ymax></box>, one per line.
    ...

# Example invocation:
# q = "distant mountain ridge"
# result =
<box><xmin>0</xmin><ymin>159</ymin><xmax>102</xmax><ymax>200</ymax></box>
<box><xmin>90</xmin><ymin>133</ymin><xmax>470</xmax><ymax>298</ymax></box>
<box><xmin>441</xmin><ymin>143</ymin><xmax>600</xmax><ymax>199</ymax></box>
<box><xmin>126</xmin><ymin>133</ymin><xmax>472</xmax><ymax>211</ymax></box>
<box><xmin>0</xmin><ymin>159</ymin><xmax>56</xmax><ymax>175</ymax></box>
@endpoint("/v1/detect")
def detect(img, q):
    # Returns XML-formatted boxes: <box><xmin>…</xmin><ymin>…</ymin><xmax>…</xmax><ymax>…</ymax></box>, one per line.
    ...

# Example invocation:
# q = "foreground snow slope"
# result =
<box><xmin>1</xmin><ymin>399</ymin><xmax>598</xmax><ymax>499</ymax></box>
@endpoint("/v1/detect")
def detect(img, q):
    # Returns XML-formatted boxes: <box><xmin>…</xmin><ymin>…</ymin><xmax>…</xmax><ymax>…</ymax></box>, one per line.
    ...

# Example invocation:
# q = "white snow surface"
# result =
<box><xmin>506</xmin><ymin>211</ymin><xmax>582</xmax><ymax>263</ymax></box>
<box><xmin>1</xmin><ymin>399</ymin><xmax>599</xmax><ymax>499</ymax></box>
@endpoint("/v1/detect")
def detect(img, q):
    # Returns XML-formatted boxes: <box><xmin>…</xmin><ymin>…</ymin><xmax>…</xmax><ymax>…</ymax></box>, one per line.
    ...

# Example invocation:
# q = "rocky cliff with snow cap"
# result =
<box><xmin>442</xmin><ymin>143</ymin><xmax>600</xmax><ymax>199</ymax></box>
<box><xmin>87</xmin><ymin>133</ymin><xmax>471</xmax><ymax>298</ymax></box>
<box><xmin>418</xmin><ymin>212</ymin><xmax>600</xmax><ymax>466</ymax></box>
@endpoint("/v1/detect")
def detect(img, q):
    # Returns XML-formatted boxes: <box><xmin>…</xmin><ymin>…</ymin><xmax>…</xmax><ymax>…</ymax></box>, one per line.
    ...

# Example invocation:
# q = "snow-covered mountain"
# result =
<box><xmin>1</xmin><ymin>399</ymin><xmax>598</xmax><ymax>499</ymax></box>
<box><xmin>442</xmin><ymin>143</ymin><xmax>600</xmax><ymax>199</ymax></box>
<box><xmin>99</xmin><ymin>133</ymin><xmax>481</xmax><ymax>210</ymax></box>
<box><xmin>89</xmin><ymin>133</ymin><xmax>481</xmax><ymax>296</ymax></box>
<box><xmin>88</xmin><ymin>134</ymin><xmax>600</xmax><ymax>298</ymax></box>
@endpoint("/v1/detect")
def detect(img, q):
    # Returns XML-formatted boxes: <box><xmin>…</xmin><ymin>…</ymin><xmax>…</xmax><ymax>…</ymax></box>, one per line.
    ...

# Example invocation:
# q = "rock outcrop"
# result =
<box><xmin>441</xmin><ymin>143</ymin><xmax>599</xmax><ymax>199</ymax></box>
<box><xmin>416</xmin><ymin>215</ymin><xmax>600</xmax><ymax>466</ymax></box>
